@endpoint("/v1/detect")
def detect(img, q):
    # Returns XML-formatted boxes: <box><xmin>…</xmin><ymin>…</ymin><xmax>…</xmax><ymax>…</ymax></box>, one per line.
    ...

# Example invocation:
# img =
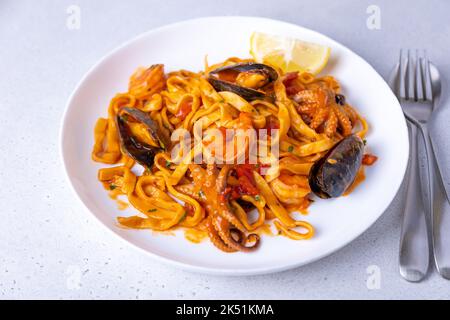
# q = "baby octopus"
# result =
<box><xmin>293</xmin><ymin>88</ymin><xmax>358</xmax><ymax>137</ymax></box>
<box><xmin>175</xmin><ymin>164</ymin><xmax>260</xmax><ymax>253</ymax></box>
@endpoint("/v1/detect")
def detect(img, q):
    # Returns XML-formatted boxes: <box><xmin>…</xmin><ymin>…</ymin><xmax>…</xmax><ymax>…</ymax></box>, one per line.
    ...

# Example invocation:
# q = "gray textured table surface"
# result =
<box><xmin>1</xmin><ymin>0</ymin><xmax>449</xmax><ymax>299</ymax></box>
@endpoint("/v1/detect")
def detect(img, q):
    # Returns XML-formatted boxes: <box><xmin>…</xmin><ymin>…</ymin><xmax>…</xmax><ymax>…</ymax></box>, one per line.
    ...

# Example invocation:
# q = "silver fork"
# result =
<box><xmin>394</xmin><ymin>49</ymin><xmax>450</xmax><ymax>281</ymax></box>
<box><xmin>394</xmin><ymin>49</ymin><xmax>430</xmax><ymax>281</ymax></box>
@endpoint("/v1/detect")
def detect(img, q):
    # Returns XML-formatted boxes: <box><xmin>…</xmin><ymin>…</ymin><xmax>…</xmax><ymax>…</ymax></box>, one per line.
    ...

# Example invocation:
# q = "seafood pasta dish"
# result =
<box><xmin>91</xmin><ymin>34</ymin><xmax>377</xmax><ymax>253</ymax></box>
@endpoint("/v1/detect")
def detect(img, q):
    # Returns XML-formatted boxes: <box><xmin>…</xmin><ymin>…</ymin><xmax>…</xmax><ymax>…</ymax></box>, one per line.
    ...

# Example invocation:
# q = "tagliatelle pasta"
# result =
<box><xmin>91</xmin><ymin>56</ymin><xmax>370</xmax><ymax>253</ymax></box>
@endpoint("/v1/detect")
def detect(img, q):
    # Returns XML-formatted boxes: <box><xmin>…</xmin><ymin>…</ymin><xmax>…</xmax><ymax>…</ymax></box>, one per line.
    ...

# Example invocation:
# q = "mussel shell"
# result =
<box><xmin>208</xmin><ymin>62</ymin><xmax>278</xmax><ymax>101</ymax></box>
<box><xmin>209</xmin><ymin>63</ymin><xmax>278</xmax><ymax>81</ymax></box>
<box><xmin>116</xmin><ymin>107</ymin><xmax>168</xmax><ymax>167</ymax></box>
<box><xmin>308</xmin><ymin>135</ymin><xmax>364</xmax><ymax>199</ymax></box>
<box><xmin>208</xmin><ymin>77</ymin><xmax>266</xmax><ymax>101</ymax></box>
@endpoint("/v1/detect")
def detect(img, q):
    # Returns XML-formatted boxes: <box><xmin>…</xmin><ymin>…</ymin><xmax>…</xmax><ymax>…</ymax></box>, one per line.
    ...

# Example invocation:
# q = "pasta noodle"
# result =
<box><xmin>91</xmin><ymin>56</ymin><xmax>369</xmax><ymax>253</ymax></box>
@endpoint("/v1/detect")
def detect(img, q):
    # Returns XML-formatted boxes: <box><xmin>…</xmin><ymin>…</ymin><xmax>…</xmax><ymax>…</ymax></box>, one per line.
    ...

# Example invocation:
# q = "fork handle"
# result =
<box><xmin>418</xmin><ymin>125</ymin><xmax>450</xmax><ymax>279</ymax></box>
<box><xmin>399</xmin><ymin>123</ymin><xmax>430</xmax><ymax>282</ymax></box>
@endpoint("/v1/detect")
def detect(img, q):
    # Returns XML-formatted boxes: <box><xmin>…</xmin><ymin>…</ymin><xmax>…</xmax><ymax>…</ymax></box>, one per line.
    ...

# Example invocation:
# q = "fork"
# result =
<box><xmin>395</xmin><ymin>49</ymin><xmax>450</xmax><ymax>281</ymax></box>
<box><xmin>396</xmin><ymin>49</ymin><xmax>432</xmax><ymax>282</ymax></box>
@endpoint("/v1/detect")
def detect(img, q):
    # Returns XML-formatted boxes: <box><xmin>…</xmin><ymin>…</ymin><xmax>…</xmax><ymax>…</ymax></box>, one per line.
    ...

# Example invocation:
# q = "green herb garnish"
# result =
<box><xmin>255</xmin><ymin>195</ymin><xmax>261</xmax><ymax>201</ymax></box>
<box><xmin>363</xmin><ymin>139</ymin><xmax>367</xmax><ymax>146</ymax></box>
<box><xmin>198</xmin><ymin>190</ymin><xmax>205</xmax><ymax>198</ymax></box>
<box><xmin>121</xmin><ymin>114</ymin><xmax>129</xmax><ymax>122</ymax></box>
<box><xmin>287</xmin><ymin>145</ymin><xmax>294</xmax><ymax>153</ymax></box>
<box><xmin>109</xmin><ymin>184</ymin><xmax>117</xmax><ymax>190</ymax></box>
<box><xmin>178</xmin><ymin>211</ymin><xmax>187</xmax><ymax>223</ymax></box>
<box><xmin>165</xmin><ymin>160</ymin><xmax>171</xmax><ymax>168</ymax></box>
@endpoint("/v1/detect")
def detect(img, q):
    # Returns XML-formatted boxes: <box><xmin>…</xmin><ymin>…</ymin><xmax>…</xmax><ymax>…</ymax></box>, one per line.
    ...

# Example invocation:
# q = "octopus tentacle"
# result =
<box><xmin>333</xmin><ymin>105</ymin><xmax>352</xmax><ymax>136</ymax></box>
<box><xmin>294</xmin><ymin>90</ymin><xmax>320</xmax><ymax>121</ymax></box>
<box><xmin>324</xmin><ymin>109</ymin><xmax>338</xmax><ymax>137</ymax></box>
<box><xmin>215</xmin><ymin>165</ymin><xmax>247</xmax><ymax>233</ymax></box>
<box><xmin>205</xmin><ymin>163</ymin><xmax>217</xmax><ymax>190</ymax></box>
<box><xmin>310</xmin><ymin>106</ymin><xmax>329</xmax><ymax>129</ymax></box>
<box><xmin>177</xmin><ymin>164</ymin><xmax>259</xmax><ymax>253</ymax></box>
<box><xmin>217</xmin><ymin>201</ymin><xmax>246</xmax><ymax>233</ymax></box>
<box><xmin>293</xmin><ymin>90</ymin><xmax>320</xmax><ymax>107</ymax></box>
<box><xmin>206</xmin><ymin>216</ymin><xmax>236</xmax><ymax>252</ymax></box>
<box><xmin>343</xmin><ymin>104</ymin><xmax>358</xmax><ymax>125</ymax></box>
<box><xmin>216</xmin><ymin>165</ymin><xmax>232</xmax><ymax>193</ymax></box>
<box><xmin>212</xmin><ymin>215</ymin><xmax>259</xmax><ymax>252</ymax></box>
<box><xmin>240</xmin><ymin>233</ymin><xmax>260</xmax><ymax>248</ymax></box>
<box><xmin>296</xmin><ymin>102</ymin><xmax>316</xmax><ymax>117</ymax></box>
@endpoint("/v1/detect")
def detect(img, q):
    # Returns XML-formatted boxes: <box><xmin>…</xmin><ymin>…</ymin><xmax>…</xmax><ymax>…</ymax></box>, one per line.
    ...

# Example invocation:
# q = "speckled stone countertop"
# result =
<box><xmin>1</xmin><ymin>0</ymin><xmax>449</xmax><ymax>299</ymax></box>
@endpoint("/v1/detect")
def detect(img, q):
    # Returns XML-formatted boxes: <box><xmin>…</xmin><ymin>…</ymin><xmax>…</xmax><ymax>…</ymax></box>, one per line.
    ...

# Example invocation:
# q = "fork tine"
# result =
<box><xmin>406</xmin><ymin>49</ymin><xmax>415</xmax><ymax>100</ymax></box>
<box><xmin>415</xmin><ymin>50</ymin><xmax>425</xmax><ymax>101</ymax></box>
<box><xmin>398</xmin><ymin>49</ymin><xmax>406</xmax><ymax>99</ymax></box>
<box><xmin>422</xmin><ymin>51</ymin><xmax>433</xmax><ymax>102</ymax></box>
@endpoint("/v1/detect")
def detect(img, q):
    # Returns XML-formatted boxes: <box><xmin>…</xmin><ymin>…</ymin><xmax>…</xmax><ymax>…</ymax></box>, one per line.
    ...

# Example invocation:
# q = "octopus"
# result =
<box><xmin>292</xmin><ymin>88</ymin><xmax>358</xmax><ymax>137</ymax></box>
<box><xmin>175</xmin><ymin>164</ymin><xmax>260</xmax><ymax>253</ymax></box>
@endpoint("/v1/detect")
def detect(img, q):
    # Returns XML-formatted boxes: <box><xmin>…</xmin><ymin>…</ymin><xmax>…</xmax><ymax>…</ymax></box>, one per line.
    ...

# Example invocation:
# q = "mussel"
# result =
<box><xmin>116</xmin><ymin>107</ymin><xmax>169</xmax><ymax>167</ymax></box>
<box><xmin>308</xmin><ymin>135</ymin><xmax>364</xmax><ymax>199</ymax></box>
<box><xmin>208</xmin><ymin>62</ymin><xmax>278</xmax><ymax>101</ymax></box>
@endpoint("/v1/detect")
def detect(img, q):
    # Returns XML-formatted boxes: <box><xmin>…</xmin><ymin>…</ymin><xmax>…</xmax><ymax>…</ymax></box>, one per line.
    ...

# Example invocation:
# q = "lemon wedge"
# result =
<box><xmin>250</xmin><ymin>32</ymin><xmax>331</xmax><ymax>74</ymax></box>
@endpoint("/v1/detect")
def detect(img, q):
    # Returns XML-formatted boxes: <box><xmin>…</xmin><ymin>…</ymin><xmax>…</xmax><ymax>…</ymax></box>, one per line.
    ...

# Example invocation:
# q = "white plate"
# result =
<box><xmin>61</xmin><ymin>16</ymin><xmax>408</xmax><ymax>275</ymax></box>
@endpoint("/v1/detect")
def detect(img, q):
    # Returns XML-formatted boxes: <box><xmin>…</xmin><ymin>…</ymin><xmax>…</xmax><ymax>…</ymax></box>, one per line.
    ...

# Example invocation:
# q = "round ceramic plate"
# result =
<box><xmin>61</xmin><ymin>16</ymin><xmax>408</xmax><ymax>275</ymax></box>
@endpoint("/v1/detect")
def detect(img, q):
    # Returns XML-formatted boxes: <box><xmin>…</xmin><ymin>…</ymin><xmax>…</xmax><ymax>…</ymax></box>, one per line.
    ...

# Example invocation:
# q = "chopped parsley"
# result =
<box><xmin>165</xmin><ymin>160</ymin><xmax>171</xmax><ymax>168</ymax></box>
<box><xmin>120</xmin><ymin>114</ymin><xmax>129</xmax><ymax>122</ymax></box>
<box><xmin>178</xmin><ymin>211</ymin><xmax>187</xmax><ymax>223</ymax></box>
<box><xmin>109</xmin><ymin>184</ymin><xmax>117</xmax><ymax>190</ymax></box>
<box><xmin>198</xmin><ymin>190</ymin><xmax>205</xmax><ymax>198</ymax></box>
<box><xmin>287</xmin><ymin>145</ymin><xmax>294</xmax><ymax>153</ymax></box>
<box><xmin>363</xmin><ymin>139</ymin><xmax>367</xmax><ymax>146</ymax></box>
<box><xmin>255</xmin><ymin>195</ymin><xmax>261</xmax><ymax>201</ymax></box>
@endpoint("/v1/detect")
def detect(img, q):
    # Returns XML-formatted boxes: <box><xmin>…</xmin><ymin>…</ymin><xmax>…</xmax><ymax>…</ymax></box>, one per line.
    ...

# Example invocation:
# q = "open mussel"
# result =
<box><xmin>208</xmin><ymin>62</ymin><xmax>278</xmax><ymax>101</ymax></box>
<box><xmin>308</xmin><ymin>135</ymin><xmax>364</xmax><ymax>199</ymax></box>
<box><xmin>116</xmin><ymin>107</ymin><xmax>170</xmax><ymax>167</ymax></box>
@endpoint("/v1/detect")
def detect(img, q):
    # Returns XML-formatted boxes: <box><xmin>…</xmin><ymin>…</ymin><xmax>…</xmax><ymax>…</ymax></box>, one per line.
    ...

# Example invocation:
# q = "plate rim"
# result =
<box><xmin>60</xmin><ymin>15</ymin><xmax>409</xmax><ymax>276</ymax></box>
